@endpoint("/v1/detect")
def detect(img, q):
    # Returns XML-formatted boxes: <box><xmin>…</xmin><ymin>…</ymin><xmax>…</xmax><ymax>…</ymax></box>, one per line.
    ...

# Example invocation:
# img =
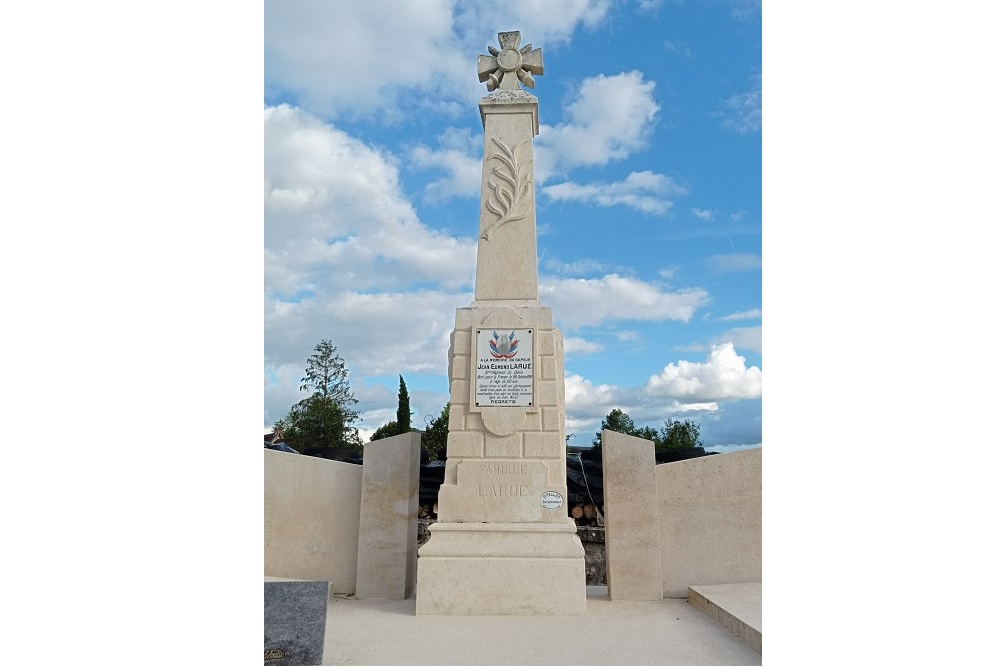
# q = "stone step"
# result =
<box><xmin>688</xmin><ymin>582</ymin><xmax>762</xmax><ymax>653</ymax></box>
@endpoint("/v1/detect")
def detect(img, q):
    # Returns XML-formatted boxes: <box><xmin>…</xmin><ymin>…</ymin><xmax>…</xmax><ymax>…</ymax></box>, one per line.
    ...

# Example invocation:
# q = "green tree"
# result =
<box><xmin>591</xmin><ymin>408</ymin><xmax>701</xmax><ymax>451</ymax></box>
<box><xmin>421</xmin><ymin>403</ymin><xmax>450</xmax><ymax>461</ymax></box>
<box><xmin>655</xmin><ymin>418</ymin><xmax>703</xmax><ymax>451</ymax></box>
<box><xmin>276</xmin><ymin>339</ymin><xmax>361</xmax><ymax>451</ymax></box>
<box><xmin>369</xmin><ymin>421</ymin><xmax>399</xmax><ymax>442</ymax></box>
<box><xmin>592</xmin><ymin>408</ymin><xmax>636</xmax><ymax>449</ymax></box>
<box><xmin>370</xmin><ymin>375</ymin><xmax>415</xmax><ymax>442</ymax></box>
<box><xmin>396</xmin><ymin>375</ymin><xmax>411</xmax><ymax>433</ymax></box>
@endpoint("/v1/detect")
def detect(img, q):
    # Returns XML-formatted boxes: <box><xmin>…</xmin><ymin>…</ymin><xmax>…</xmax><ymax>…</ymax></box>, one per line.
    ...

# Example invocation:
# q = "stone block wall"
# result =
<box><xmin>655</xmin><ymin>448</ymin><xmax>762</xmax><ymax>598</ymax></box>
<box><xmin>264</xmin><ymin>449</ymin><xmax>362</xmax><ymax>594</ymax></box>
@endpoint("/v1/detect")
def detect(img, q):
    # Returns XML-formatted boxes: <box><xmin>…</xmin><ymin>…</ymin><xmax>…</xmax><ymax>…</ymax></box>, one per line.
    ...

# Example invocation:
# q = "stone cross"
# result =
<box><xmin>473</xmin><ymin>31</ymin><xmax>544</xmax><ymax>301</ymax></box>
<box><xmin>477</xmin><ymin>31</ymin><xmax>544</xmax><ymax>91</ymax></box>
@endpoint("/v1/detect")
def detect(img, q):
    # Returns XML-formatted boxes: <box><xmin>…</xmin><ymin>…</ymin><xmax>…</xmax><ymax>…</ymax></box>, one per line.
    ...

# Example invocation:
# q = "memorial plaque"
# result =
<box><xmin>475</xmin><ymin>328</ymin><xmax>533</xmax><ymax>407</ymax></box>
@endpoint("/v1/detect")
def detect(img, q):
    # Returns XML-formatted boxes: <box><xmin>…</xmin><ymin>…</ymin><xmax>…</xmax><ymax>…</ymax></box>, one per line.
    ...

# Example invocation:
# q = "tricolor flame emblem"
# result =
<box><xmin>490</xmin><ymin>331</ymin><xmax>519</xmax><ymax>359</ymax></box>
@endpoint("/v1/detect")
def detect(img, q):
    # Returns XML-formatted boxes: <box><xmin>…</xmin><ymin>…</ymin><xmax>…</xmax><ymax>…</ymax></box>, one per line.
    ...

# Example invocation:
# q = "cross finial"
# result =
<box><xmin>477</xmin><ymin>31</ymin><xmax>544</xmax><ymax>91</ymax></box>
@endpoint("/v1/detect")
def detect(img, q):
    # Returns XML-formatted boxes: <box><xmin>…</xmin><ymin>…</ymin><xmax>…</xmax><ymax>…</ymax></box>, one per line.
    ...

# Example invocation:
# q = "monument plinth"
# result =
<box><xmin>415</xmin><ymin>31</ymin><xmax>587</xmax><ymax>616</ymax></box>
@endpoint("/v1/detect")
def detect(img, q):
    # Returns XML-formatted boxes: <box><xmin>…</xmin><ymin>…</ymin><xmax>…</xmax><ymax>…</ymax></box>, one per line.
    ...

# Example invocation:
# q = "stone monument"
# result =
<box><xmin>415</xmin><ymin>30</ymin><xmax>587</xmax><ymax>616</ymax></box>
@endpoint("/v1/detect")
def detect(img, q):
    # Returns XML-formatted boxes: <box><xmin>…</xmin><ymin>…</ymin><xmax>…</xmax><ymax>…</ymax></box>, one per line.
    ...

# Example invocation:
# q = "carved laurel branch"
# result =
<box><xmin>482</xmin><ymin>137</ymin><xmax>532</xmax><ymax>240</ymax></box>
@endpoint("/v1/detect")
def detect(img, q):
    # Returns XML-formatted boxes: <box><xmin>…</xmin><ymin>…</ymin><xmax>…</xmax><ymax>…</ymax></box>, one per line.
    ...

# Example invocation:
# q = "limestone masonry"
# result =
<box><xmin>415</xmin><ymin>30</ymin><xmax>587</xmax><ymax>616</ymax></box>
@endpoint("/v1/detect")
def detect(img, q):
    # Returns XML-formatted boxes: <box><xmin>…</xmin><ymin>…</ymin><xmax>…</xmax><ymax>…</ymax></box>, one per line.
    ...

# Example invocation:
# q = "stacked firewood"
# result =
<box><xmin>570</xmin><ymin>503</ymin><xmax>602</xmax><ymax>526</ymax></box>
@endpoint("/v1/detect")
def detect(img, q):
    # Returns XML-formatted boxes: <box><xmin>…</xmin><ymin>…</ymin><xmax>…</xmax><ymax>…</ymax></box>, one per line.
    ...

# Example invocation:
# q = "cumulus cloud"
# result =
<box><xmin>714</xmin><ymin>326</ymin><xmax>762</xmax><ymax>354</ymax></box>
<box><xmin>454</xmin><ymin>0</ymin><xmax>612</xmax><ymax>49</ymax></box>
<box><xmin>540</xmin><ymin>274</ymin><xmax>710</xmax><ymax>331</ymax></box>
<box><xmin>644</xmin><ymin>343</ymin><xmax>762</xmax><ymax>401</ymax></box>
<box><xmin>264</xmin><ymin>105</ymin><xmax>476</xmax><ymax>298</ymax></box>
<box><xmin>264</xmin><ymin>289</ymin><xmax>468</xmax><ymax>425</ymax></box>
<box><xmin>265</xmin><ymin>0</ymin><xmax>465</xmax><ymax>118</ymax></box>
<box><xmin>565</xmin><ymin>373</ymin><xmax>625</xmax><ymax>422</ymax></box>
<box><xmin>264</xmin><ymin>105</ymin><xmax>484</xmax><ymax>422</ymax></box>
<box><xmin>535</xmin><ymin>71</ymin><xmax>660</xmax><ymax>180</ymax></box>
<box><xmin>564</xmin><ymin>336</ymin><xmax>605</xmax><ymax>356</ymax></box>
<box><xmin>542</xmin><ymin>170</ymin><xmax>685</xmax><ymax>214</ymax></box>
<box><xmin>692</xmin><ymin>208</ymin><xmax>714</xmax><ymax>220</ymax></box>
<box><xmin>563</xmin><ymin>372</ymin><xmax>730</xmax><ymax>443</ymax></box>
<box><xmin>409</xmin><ymin>128</ymin><xmax>482</xmax><ymax>201</ymax></box>
<box><xmin>265</xmin><ymin>0</ymin><xmax>615</xmax><ymax>119</ymax></box>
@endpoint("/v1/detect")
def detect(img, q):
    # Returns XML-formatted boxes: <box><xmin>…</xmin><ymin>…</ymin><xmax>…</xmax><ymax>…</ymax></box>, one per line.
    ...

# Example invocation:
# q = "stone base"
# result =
<box><xmin>415</xmin><ymin>521</ymin><xmax>587</xmax><ymax>615</ymax></box>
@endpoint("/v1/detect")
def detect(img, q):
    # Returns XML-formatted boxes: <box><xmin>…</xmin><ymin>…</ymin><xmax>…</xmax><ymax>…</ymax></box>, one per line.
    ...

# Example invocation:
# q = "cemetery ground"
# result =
<box><xmin>316</xmin><ymin>584</ymin><xmax>761</xmax><ymax>665</ymax></box>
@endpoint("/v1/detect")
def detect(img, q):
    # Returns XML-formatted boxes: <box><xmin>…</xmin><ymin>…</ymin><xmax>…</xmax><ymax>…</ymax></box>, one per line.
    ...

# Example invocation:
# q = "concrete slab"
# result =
<box><xmin>688</xmin><ymin>582</ymin><xmax>762</xmax><ymax>653</ymax></box>
<box><xmin>321</xmin><ymin>586</ymin><xmax>761</xmax><ymax>665</ymax></box>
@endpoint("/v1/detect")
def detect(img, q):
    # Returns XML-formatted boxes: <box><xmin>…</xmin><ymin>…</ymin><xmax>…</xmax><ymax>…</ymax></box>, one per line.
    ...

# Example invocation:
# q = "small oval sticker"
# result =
<box><xmin>540</xmin><ymin>491</ymin><xmax>564</xmax><ymax>511</ymax></box>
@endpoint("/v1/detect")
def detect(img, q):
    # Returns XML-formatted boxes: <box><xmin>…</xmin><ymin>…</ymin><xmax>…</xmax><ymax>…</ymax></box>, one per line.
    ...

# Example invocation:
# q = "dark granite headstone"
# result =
<box><xmin>264</xmin><ymin>580</ymin><xmax>329</xmax><ymax>666</ymax></box>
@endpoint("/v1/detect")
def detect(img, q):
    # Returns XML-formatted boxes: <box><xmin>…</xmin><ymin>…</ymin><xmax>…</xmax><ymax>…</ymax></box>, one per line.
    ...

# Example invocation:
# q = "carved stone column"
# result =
<box><xmin>415</xmin><ymin>31</ymin><xmax>586</xmax><ymax>616</ymax></box>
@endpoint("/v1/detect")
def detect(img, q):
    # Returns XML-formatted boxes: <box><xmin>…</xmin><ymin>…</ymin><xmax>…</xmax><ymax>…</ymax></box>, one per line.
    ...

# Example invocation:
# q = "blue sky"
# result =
<box><xmin>264</xmin><ymin>0</ymin><xmax>762</xmax><ymax>451</ymax></box>
<box><xmin>8</xmin><ymin>3</ymin><xmax>1000</xmax><ymax>656</ymax></box>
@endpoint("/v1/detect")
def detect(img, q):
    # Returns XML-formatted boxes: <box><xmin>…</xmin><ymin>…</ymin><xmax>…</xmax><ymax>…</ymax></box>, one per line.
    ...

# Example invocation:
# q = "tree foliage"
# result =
<box><xmin>591</xmin><ymin>408</ymin><xmax>703</xmax><ymax>451</ymax></box>
<box><xmin>395</xmin><ymin>375</ymin><xmax>411</xmax><ymax>434</ymax></box>
<box><xmin>370</xmin><ymin>375</ymin><xmax>415</xmax><ymax>442</ymax></box>
<box><xmin>275</xmin><ymin>339</ymin><xmax>361</xmax><ymax>451</ymax></box>
<box><xmin>657</xmin><ymin>418</ymin><xmax>703</xmax><ymax>451</ymax></box>
<box><xmin>370</xmin><ymin>421</ymin><xmax>399</xmax><ymax>442</ymax></box>
<box><xmin>592</xmin><ymin>408</ymin><xmax>634</xmax><ymax>449</ymax></box>
<box><xmin>421</xmin><ymin>403</ymin><xmax>450</xmax><ymax>461</ymax></box>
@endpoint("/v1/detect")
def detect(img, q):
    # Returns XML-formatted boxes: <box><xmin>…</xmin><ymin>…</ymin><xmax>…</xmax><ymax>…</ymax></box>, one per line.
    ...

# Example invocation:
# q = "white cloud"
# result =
<box><xmin>265</xmin><ymin>105</ymin><xmax>477</xmax><ymax>298</ymax></box>
<box><xmin>454</xmin><ymin>0</ymin><xmax>613</xmax><ymax>49</ymax></box>
<box><xmin>657</xmin><ymin>267</ymin><xmax>678</xmax><ymax>280</ymax></box>
<box><xmin>706</xmin><ymin>252</ymin><xmax>762</xmax><ymax>272</ymax></box>
<box><xmin>638</xmin><ymin>0</ymin><xmax>664</xmax><ymax>11</ymax></box>
<box><xmin>563</xmin><ymin>373</ymin><xmax>725</xmax><ymax>443</ymax></box>
<box><xmin>542</xmin><ymin>170</ymin><xmax>684</xmax><ymax>214</ymax></box>
<box><xmin>705</xmin><ymin>443</ymin><xmax>761</xmax><ymax>455</ymax></box>
<box><xmin>664</xmin><ymin>40</ymin><xmax>696</xmax><ymax>57</ymax></box>
<box><xmin>540</xmin><ymin>274</ymin><xmax>710</xmax><ymax>331</ymax></box>
<box><xmin>265</xmin><ymin>1</ymin><xmax>615</xmax><ymax>119</ymax></box>
<box><xmin>565</xmin><ymin>373</ymin><xmax>624</xmax><ymax>420</ymax></box>
<box><xmin>714</xmin><ymin>326</ymin><xmax>762</xmax><ymax>354</ymax></box>
<box><xmin>564</xmin><ymin>336</ymin><xmax>605</xmax><ymax>356</ymax></box>
<box><xmin>542</xmin><ymin>257</ymin><xmax>615</xmax><ymax>276</ymax></box>
<box><xmin>535</xmin><ymin>71</ymin><xmax>660</xmax><ymax>180</ymax></box>
<box><xmin>264</xmin><ymin>105</ymin><xmax>485</xmax><ymax>423</ymax></box>
<box><xmin>718</xmin><ymin>73</ymin><xmax>762</xmax><ymax>134</ymax></box>
<box><xmin>615</xmin><ymin>330</ymin><xmax>641</xmax><ymax>341</ymax></box>
<box><xmin>728</xmin><ymin>0</ymin><xmax>762</xmax><ymax>22</ymax></box>
<box><xmin>264</xmin><ymin>0</ymin><xmax>466</xmax><ymax>119</ymax></box>
<box><xmin>264</xmin><ymin>289</ymin><xmax>467</xmax><ymax>426</ymax></box>
<box><xmin>692</xmin><ymin>208</ymin><xmax>714</xmax><ymax>220</ymax></box>
<box><xmin>718</xmin><ymin>309</ymin><xmax>761</xmax><ymax>322</ymax></box>
<box><xmin>644</xmin><ymin>343</ymin><xmax>762</xmax><ymax>401</ymax></box>
<box><xmin>409</xmin><ymin>128</ymin><xmax>483</xmax><ymax>201</ymax></box>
